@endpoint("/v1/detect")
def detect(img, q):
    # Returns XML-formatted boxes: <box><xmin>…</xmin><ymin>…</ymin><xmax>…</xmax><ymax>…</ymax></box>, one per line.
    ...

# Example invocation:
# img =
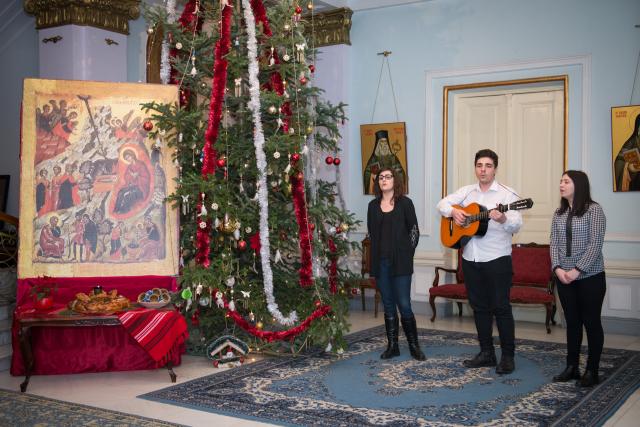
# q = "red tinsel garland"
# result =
<box><xmin>171</xmin><ymin>0</ymin><xmax>204</xmax><ymax>104</ymax></box>
<box><xmin>291</xmin><ymin>173</ymin><xmax>313</xmax><ymax>287</ymax></box>
<box><xmin>218</xmin><ymin>291</ymin><xmax>331</xmax><ymax>341</ymax></box>
<box><xmin>201</xmin><ymin>5</ymin><xmax>232</xmax><ymax>177</ymax></box>
<box><xmin>194</xmin><ymin>196</ymin><xmax>212</xmax><ymax>267</ymax></box>
<box><xmin>195</xmin><ymin>4</ymin><xmax>232</xmax><ymax>266</ymax></box>
<box><xmin>250</xmin><ymin>0</ymin><xmax>272</xmax><ymax>36</ymax></box>
<box><xmin>328</xmin><ymin>238</ymin><xmax>338</xmax><ymax>294</ymax></box>
<box><xmin>266</xmin><ymin>56</ymin><xmax>291</xmax><ymax>132</ymax></box>
<box><xmin>177</xmin><ymin>0</ymin><xmax>203</xmax><ymax>31</ymax></box>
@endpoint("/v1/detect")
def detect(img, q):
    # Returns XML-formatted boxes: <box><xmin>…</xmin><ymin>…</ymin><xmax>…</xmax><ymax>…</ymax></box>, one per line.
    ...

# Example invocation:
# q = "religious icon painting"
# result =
<box><xmin>18</xmin><ymin>78</ymin><xmax>179</xmax><ymax>278</ymax></box>
<box><xmin>611</xmin><ymin>105</ymin><xmax>640</xmax><ymax>192</ymax></box>
<box><xmin>360</xmin><ymin>122</ymin><xmax>408</xmax><ymax>195</ymax></box>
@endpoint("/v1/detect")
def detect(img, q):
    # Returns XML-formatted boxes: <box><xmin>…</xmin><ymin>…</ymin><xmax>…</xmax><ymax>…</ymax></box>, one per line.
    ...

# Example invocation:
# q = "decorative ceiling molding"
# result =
<box><xmin>303</xmin><ymin>7</ymin><xmax>352</xmax><ymax>47</ymax></box>
<box><xmin>23</xmin><ymin>0</ymin><xmax>140</xmax><ymax>35</ymax></box>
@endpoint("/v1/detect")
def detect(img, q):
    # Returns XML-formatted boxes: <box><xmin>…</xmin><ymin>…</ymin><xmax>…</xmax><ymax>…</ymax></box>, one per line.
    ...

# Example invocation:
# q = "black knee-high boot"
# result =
<box><xmin>401</xmin><ymin>315</ymin><xmax>426</xmax><ymax>361</ymax></box>
<box><xmin>381</xmin><ymin>315</ymin><xmax>400</xmax><ymax>359</ymax></box>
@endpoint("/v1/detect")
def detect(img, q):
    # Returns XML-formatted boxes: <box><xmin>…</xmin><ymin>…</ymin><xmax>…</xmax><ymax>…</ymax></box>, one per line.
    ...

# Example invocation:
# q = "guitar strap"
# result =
<box><xmin>497</xmin><ymin>182</ymin><xmax>522</xmax><ymax>199</ymax></box>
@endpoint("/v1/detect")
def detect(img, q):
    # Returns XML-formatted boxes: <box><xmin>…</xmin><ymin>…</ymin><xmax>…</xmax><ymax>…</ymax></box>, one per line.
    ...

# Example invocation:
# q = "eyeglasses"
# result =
<box><xmin>378</xmin><ymin>174</ymin><xmax>394</xmax><ymax>181</ymax></box>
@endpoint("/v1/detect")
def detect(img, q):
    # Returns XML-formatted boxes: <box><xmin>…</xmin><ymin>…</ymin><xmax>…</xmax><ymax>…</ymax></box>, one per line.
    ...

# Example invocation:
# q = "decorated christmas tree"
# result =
<box><xmin>143</xmin><ymin>0</ymin><xmax>358</xmax><ymax>355</ymax></box>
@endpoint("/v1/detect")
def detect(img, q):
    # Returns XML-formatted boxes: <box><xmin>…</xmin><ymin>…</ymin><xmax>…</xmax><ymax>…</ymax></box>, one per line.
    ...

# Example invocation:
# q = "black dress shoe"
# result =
<box><xmin>463</xmin><ymin>351</ymin><xmax>497</xmax><ymax>368</ymax></box>
<box><xmin>495</xmin><ymin>355</ymin><xmax>515</xmax><ymax>374</ymax></box>
<box><xmin>579</xmin><ymin>370</ymin><xmax>600</xmax><ymax>387</ymax></box>
<box><xmin>553</xmin><ymin>365</ymin><xmax>581</xmax><ymax>382</ymax></box>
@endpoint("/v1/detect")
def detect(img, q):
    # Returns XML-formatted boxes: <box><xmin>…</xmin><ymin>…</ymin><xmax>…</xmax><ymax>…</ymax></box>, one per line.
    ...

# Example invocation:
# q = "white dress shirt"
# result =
<box><xmin>437</xmin><ymin>180</ymin><xmax>523</xmax><ymax>262</ymax></box>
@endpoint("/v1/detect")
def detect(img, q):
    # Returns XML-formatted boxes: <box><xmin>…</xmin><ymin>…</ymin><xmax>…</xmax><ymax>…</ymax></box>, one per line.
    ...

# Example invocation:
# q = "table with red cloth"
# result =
<box><xmin>11</xmin><ymin>276</ymin><xmax>188</xmax><ymax>391</ymax></box>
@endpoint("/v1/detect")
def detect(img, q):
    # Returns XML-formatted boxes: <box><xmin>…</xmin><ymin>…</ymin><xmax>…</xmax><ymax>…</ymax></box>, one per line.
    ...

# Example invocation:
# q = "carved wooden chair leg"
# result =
<box><xmin>551</xmin><ymin>303</ymin><xmax>557</xmax><ymax>325</ymax></box>
<box><xmin>166</xmin><ymin>361</ymin><xmax>177</xmax><ymax>383</ymax></box>
<box><xmin>429</xmin><ymin>295</ymin><xmax>437</xmax><ymax>322</ymax></box>
<box><xmin>545</xmin><ymin>303</ymin><xmax>552</xmax><ymax>333</ymax></box>
<box><xmin>360</xmin><ymin>285</ymin><xmax>366</xmax><ymax>311</ymax></box>
<box><xmin>456</xmin><ymin>302</ymin><xmax>463</xmax><ymax>317</ymax></box>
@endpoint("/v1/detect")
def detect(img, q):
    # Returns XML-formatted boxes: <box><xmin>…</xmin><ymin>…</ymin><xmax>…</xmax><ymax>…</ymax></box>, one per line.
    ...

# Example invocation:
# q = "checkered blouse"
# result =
<box><xmin>550</xmin><ymin>202</ymin><xmax>606</xmax><ymax>279</ymax></box>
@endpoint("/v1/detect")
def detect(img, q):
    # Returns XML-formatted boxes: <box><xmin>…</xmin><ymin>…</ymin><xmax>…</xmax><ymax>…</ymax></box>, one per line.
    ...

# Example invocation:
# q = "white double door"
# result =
<box><xmin>452</xmin><ymin>88</ymin><xmax>565</xmax><ymax>244</ymax></box>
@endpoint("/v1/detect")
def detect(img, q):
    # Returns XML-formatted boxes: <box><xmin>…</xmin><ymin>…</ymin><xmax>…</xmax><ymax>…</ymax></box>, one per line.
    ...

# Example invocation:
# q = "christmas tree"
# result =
<box><xmin>143</xmin><ymin>0</ymin><xmax>358</xmax><ymax>355</ymax></box>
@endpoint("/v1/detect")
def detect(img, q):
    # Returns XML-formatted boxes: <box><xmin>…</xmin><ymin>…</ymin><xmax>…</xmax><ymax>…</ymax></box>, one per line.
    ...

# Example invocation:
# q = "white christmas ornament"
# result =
<box><xmin>215</xmin><ymin>291</ymin><xmax>224</xmax><ymax>308</ymax></box>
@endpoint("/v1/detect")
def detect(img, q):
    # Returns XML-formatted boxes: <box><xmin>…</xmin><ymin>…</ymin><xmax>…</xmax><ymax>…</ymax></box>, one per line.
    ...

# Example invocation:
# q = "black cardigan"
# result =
<box><xmin>367</xmin><ymin>195</ymin><xmax>419</xmax><ymax>278</ymax></box>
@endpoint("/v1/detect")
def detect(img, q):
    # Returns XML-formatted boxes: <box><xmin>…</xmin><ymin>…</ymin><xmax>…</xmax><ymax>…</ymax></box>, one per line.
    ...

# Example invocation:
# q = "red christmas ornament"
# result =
<box><xmin>291</xmin><ymin>153</ymin><xmax>300</xmax><ymax>163</ymax></box>
<box><xmin>191</xmin><ymin>309</ymin><xmax>200</xmax><ymax>327</ymax></box>
<box><xmin>314</xmin><ymin>300</ymin><xmax>322</xmax><ymax>308</ymax></box>
<box><xmin>335</xmin><ymin>225</ymin><xmax>342</xmax><ymax>234</ymax></box>
<box><xmin>309</xmin><ymin>223</ymin><xmax>315</xmax><ymax>231</ymax></box>
<box><xmin>237</xmin><ymin>240</ymin><xmax>247</xmax><ymax>251</ymax></box>
<box><xmin>325</xmin><ymin>156</ymin><xmax>334</xmax><ymax>165</ymax></box>
<box><xmin>179</xmin><ymin>90</ymin><xmax>189</xmax><ymax>106</ymax></box>
<box><xmin>299</xmin><ymin>76</ymin><xmax>308</xmax><ymax>85</ymax></box>
<box><xmin>296</xmin><ymin>172</ymin><xmax>304</xmax><ymax>180</ymax></box>
<box><xmin>217</xmin><ymin>157</ymin><xmax>227</xmax><ymax>168</ymax></box>
<box><xmin>308</xmin><ymin>64</ymin><xmax>315</xmax><ymax>73</ymax></box>
<box><xmin>143</xmin><ymin>120</ymin><xmax>153</xmax><ymax>131</ymax></box>
<box><xmin>295</xmin><ymin>5</ymin><xmax>303</xmax><ymax>14</ymax></box>
<box><xmin>332</xmin><ymin>157</ymin><xmax>341</xmax><ymax>166</ymax></box>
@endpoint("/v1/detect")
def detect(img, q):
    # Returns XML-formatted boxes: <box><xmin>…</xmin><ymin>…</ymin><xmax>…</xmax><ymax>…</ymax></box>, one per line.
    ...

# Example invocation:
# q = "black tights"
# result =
<box><xmin>557</xmin><ymin>272</ymin><xmax>606</xmax><ymax>372</ymax></box>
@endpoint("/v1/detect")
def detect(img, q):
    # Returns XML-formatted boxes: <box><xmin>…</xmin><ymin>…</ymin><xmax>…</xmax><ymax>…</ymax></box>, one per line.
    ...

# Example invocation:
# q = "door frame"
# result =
<box><xmin>441</xmin><ymin>75</ymin><xmax>568</xmax><ymax>197</ymax></box>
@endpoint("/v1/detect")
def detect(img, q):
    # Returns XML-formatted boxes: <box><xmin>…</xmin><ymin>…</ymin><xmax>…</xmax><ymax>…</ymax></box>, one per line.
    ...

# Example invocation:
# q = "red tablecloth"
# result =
<box><xmin>11</xmin><ymin>276</ymin><xmax>187</xmax><ymax>376</ymax></box>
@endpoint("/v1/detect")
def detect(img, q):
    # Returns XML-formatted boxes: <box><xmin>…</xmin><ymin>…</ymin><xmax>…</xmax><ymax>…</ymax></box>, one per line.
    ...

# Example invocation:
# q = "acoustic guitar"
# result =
<box><xmin>440</xmin><ymin>198</ymin><xmax>534</xmax><ymax>248</ymax></box>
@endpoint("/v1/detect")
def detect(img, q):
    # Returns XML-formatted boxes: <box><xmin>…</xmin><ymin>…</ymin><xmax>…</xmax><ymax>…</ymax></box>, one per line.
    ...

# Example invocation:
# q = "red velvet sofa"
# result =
<box><xmin>429</xmin><ymin>243</ymin><xmax>557</xmax><ymax>333</ymax></box>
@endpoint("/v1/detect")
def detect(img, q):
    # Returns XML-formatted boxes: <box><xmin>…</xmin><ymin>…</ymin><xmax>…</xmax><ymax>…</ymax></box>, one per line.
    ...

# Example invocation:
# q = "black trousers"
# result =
<box><xmin>556</xmin><ymin>271</ymin><xmax>606</xmax><ymax>372</ymax></box>
<box><xmin>462</xmin><ymin>256</ymin><xmax>515</xmax><ymax>357</ymax></box>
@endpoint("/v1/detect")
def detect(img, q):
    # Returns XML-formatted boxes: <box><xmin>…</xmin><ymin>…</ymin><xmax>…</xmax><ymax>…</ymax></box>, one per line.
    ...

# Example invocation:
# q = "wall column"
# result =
<box><xmin>24</xmin><ymin>0</ymin><xmax>140</xmax><ymax>81</ymax></box>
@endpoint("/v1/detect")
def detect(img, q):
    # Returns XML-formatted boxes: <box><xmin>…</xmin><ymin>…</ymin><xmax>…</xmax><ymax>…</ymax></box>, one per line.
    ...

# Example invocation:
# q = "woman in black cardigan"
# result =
<box><xmin>367</xmin><ymin>168</ymin><xmax>425</xmax><ymax>360</ymax></box>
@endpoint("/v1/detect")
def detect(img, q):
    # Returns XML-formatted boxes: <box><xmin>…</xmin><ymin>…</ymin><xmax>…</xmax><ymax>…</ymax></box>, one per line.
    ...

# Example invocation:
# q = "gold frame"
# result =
<box><xmin>441</xmin><ymin>75</ymin><xmax>568</xmax><ymax>196</ymax></box>
<box><xmin>611</xmin><ymin>104</ymin><xmax>640</xmax><ymax>192</ymax></box>
<box><xmin>360</xmin><ymin>122</ymin><xmax>409</xmax><ymax>195</ymax></box>
<box><xmin>19</xmin><ymin>78</ymin><xmax>179</xmax><ymax>278</ymax></box>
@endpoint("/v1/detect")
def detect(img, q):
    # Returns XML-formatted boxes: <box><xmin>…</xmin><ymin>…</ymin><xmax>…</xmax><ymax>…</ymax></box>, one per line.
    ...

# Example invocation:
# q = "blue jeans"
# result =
<box><xmin>376</xmin><ymin>258</ymin><xmax>414</xmax><ymax>318</ymax></box>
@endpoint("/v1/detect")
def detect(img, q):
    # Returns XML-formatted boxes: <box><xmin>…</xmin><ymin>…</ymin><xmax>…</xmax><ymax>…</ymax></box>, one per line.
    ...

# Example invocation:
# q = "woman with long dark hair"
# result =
<box><xmin>367</xmin><ymin>168</ymin><xmax>425</xmax><ymax>360</ymax></box>
<box><xmin>550</xmin><ymin>170</ymin><xmax>606</xmax><ymax>387</ymax></box>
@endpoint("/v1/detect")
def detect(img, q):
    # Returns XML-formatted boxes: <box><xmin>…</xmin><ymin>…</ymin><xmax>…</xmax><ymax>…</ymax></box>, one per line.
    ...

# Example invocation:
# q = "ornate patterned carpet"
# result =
<box><xmin>140</xmin><ymin>326</ymin><xmax>640</xmax><ymax>426</ymax></box>
<box><xmin>0</xmin><ymin>388</ymin><xmax>184</xmax><ymax>427</ymax></box>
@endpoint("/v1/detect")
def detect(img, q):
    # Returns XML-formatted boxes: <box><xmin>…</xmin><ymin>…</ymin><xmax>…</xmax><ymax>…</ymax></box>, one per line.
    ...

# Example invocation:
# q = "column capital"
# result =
<box><xmin>24</xmin><ymin>0</ymin><xmax>141</xmax><ymax>35</ymax></box>
<box><xmin>304</xmin><ymin>7</ymin><xmax>353</xmax><ymax>47</ymax></box>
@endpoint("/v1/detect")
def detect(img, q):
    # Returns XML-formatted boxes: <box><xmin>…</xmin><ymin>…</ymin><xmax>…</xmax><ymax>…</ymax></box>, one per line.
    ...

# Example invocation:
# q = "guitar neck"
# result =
<box><xmin>467</xmin><ymin>198</ymin><xmax>531</xmax><ymax>223</ymax></box>
<box><xmin>468</xmin><ymin>208</ymin><xmax>496</xmax><ymax>223</ymax></box>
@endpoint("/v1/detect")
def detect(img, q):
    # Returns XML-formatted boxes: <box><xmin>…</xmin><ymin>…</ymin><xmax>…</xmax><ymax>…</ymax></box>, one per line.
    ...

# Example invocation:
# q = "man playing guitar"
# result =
<box><xmin>436</xmin><ymin>149</ymin><xmax>523</xmax><ymax>375</ymax></box>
